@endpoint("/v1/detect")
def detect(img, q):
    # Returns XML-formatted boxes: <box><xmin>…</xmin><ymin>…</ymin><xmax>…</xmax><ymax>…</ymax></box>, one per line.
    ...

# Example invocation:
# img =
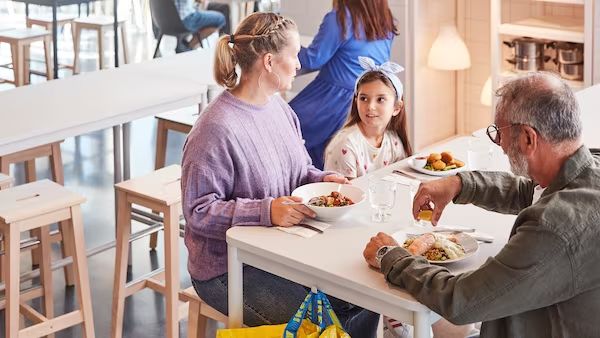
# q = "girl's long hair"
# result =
<box><xmin>333</xmin><ymin>0</ymin><xmax>398</xmax><ymax>40</ymax></box>
<box><xmin>345</xmin><ymin>71</ymin><xmax>412</xmax><ymax>156</ymax></box>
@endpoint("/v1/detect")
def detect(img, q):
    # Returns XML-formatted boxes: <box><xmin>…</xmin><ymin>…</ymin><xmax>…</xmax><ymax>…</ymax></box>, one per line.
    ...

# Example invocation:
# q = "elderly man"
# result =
<box><xmin>364</xmin><ymin>72</ymin><xmax>600</xmax><ymax>337</ymax></box>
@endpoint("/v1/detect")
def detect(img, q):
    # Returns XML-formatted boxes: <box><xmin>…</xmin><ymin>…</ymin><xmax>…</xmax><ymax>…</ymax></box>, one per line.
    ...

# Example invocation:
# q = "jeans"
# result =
<box><xmin>182</xmin><ymin>9</ymin><xmax>226</xmax><ymax>33</ymax></box>
<box><xmin>192</xmin><ymin>266</ymin><xmax>380</xmax><ymax>337</ymax></box>
<box><xmin>206</xmin><ymin>3</ymin><xmax>230</xmax><ymax>35</ymax></box>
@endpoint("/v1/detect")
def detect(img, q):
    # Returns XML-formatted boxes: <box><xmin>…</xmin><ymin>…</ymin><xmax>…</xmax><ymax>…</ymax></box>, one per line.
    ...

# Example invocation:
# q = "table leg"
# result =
<box><xmin>227</xmin><ymin>244</ymin><xmax>243</xmax><ymax>328</ymax></box>
<box><xmin>414</xmin><ymin>310</ymin><xmax>432</xmax><ymax>338</ymax></box>
<box><xmin>113</xmin><ymin>0</ymin><xmax>119</xmax><ymax>67</ymax></box>
<box><xmin>52</xmin><ymin>2</ymin><xmax>58</xmax><ymax>79</ymax></box>
<box><xmin>122</xmin><ymin>122</ymin><xmax>132</xmax><ymax>266</ymax></box>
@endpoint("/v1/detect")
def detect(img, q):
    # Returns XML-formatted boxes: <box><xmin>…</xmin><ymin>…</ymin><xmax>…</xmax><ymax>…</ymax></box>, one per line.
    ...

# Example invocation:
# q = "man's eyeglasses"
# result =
<box><xmin>486</xmin><ymin>124</ymin><xmax>520</xmax><ymax>145</ymax></box>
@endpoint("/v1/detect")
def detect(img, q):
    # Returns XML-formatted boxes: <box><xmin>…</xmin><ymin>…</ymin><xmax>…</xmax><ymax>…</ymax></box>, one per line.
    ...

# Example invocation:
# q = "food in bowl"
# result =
<box><xmin>403</xmin><ymin>233</ymin><xmax>465</xmax><ymax>261</ymax></box>
<box><xmin>307</xmin><ymin>191</ymin><xmax>354</xmax><ymax>207</ymax></box>
<box><xmin>291</xmin><ymin>182</ymin><xmax>365</xmax><ymax>221</ymax></box>
<box><xmin>423</xmin><ymin>151</ymin><xmax>465</xmax><ymax>172</ymax></box>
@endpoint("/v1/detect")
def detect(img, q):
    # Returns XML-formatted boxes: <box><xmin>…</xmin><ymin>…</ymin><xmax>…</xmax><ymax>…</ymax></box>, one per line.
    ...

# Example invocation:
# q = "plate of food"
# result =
<box><xmin>407</xmin><ymin>151</ymin><xmax>467</xmax><ymax>177</ymax></box>
<box><xmin>392</xmin><ymin>231</ymin><xmax>478</xmax><ymax>264</ymax></box>
<box><xmin>292</xmin><ymin>182</ymin><xmax>365</xmax><ymax>221</ymax></box>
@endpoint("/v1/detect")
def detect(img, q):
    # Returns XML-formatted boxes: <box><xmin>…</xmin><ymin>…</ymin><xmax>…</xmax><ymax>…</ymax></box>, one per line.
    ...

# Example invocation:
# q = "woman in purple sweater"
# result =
<box><xmin>181</xmin><ymin>12</ymin><xmax>379</xmax><ymax>336</ymax></box>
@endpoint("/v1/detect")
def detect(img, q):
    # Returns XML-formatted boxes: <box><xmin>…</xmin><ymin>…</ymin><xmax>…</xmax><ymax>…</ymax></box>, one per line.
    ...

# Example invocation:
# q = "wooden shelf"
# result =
<box><xmin>533</xmin><ymin>0</ymin><xmax>584</xmax><ymax>4</ymax></box>
<box><xmin>500</xmin><ymin>70</ymin><xmax>584</xmax><ymax>91</ymax></box>
<box><xmin>499</xmin><ymin>16</ymin><xmax>584</xmax><ymax>43</ymax></box>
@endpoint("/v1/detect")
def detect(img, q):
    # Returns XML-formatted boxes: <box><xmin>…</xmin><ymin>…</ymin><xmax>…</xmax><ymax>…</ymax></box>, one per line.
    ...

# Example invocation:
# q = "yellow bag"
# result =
<box><xmin>217</xmin><ymin>290</ymin><xmax>350</xmax><ymax>338</ymax></box>
<box><xmin>216</xmin><ymin>319</ymin><xmax>319</xmax><ymax>338</ymax></box>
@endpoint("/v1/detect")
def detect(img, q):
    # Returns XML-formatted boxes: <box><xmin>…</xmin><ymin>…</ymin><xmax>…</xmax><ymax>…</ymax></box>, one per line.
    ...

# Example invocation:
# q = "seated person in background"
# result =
<box><xmin>324</xmin><ymin>57</ymin><xmax>412</xmax><ymax>179</ymax></box>
<box><xmin>199</xmin><ymin>0</ymin><xmax>231</xmax><ymax>34</ymax></box>
<box><xmin>173</xmin><ymin>0</ymin><xmax>226</xmax><ymax>52</ymax></box>
<box><xmin>364</xmin><ymin>72</ymin><xmax>600</xmax><ymax>337</ymax></box>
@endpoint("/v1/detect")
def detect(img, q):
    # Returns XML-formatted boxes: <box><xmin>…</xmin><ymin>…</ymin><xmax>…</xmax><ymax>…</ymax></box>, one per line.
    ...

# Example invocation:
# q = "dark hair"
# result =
<box><xmin>333</xmin><ymin>0</ymin><xmax>398</xmax><ymax>40</ymax></box>
<box><xmin>214</xmin><ymin>12</ymin><xmax>297</xmax><ymax>88</ymax></box>
<box><xmin>345</xmin><ymin>71</ymin><xmax>412</xmax><ymax>156</ymax></box>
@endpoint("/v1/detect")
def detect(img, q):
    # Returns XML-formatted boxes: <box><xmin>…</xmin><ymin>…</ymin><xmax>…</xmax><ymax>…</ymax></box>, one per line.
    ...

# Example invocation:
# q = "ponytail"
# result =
<box><xmin>214</xmin><ymin>34</ymin><xmax>238</xmax><ymax>89</ymax></box>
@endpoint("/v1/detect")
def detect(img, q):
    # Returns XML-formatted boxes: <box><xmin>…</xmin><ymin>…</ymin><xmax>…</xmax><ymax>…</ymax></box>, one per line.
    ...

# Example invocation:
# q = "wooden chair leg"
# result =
<box><xmin>39</xmin><ymin>225</ymin><xmax>55</xmax><ymax>338</ymax></box>
<box><xmin>24</xmin><ymin>159</ymin><xmax>36</xmax><ymax>183</ymax></box>
<box><xmin>120</xmin><ymin>23</ymin><xmax>129</xmax><ymax>64</ymax></box>
<box><xmin>49</xmin><ymin>142</ymin><xmax>64</xmax><ymax>185</ymax></box>
<box><xmin>97</xmin><ymin>27</ymin><xmax>104</xmax><ymax>70</ymax></box>
<box><xmin>10</xmin><ymin>43</ymin><xmax>21</xmax><ymax>87</ymax></box>
<box><xmin>23</xmin><ymin>43</ymin><xmax>31</xmax><ymax>85</ymax></box>
<box><xmin>4</xmin><ymin>226</ymin><xmax>20</xmax><ymax>338</ymax></box>
<box><xmin>58</xmin><ymin>220</ymin><xmax>76</xmax><ymax>286</ymax></box>
<box><xmin>188</xmin><ymin>300</ymin><xmax>207</xmax><ymax>338</ymax></box>
<box><xmin>73</xmin><ymin>25</ymin><xmax>81</xmax><ymax>74</ymax></box>
<box><xmin>111</xmin><ymin>190</ymin><xmax>131</xmax><ymax>338</ymax></box>
<box><xmin>149</xmin><ymin>119</ymin><xmax>169</xmax><ymax>250</ymax></box>
<box><xmin>68</xmin><ymin>205</ymin><xmax>96</xmax><ymax>338</ymax></box>
<box><xmin>43</xmin><ymin>36</ymin><xmax>53</xmax><ymax>80</ymax></box>
<box><xmin>164</xmin><ymin>205</ymin><xmax>181</xmax><ymax>338</ymax></box>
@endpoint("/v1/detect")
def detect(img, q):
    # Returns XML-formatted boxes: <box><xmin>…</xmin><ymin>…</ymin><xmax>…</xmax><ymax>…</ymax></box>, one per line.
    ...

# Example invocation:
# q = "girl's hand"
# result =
<box><xmin>271</xmin><ymin>196</ymin><xmax>316</xmax><ymax>227</ymax></box>
<box><xmin>323</xmin><ymin>174</ymin><xmax>349</xmax><ymax>184</ymax></box>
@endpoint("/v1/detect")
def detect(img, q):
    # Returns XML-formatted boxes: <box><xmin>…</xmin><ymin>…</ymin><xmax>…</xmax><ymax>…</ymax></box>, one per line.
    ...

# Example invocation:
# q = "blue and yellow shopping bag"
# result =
<box><xmin>216</xmin><ymin>289</ymin><xmax>349</xmax><ymax>338</ymax></box>
<box><xmin>283</xmin><ymin>289</ymin><xmax>350</xmax><ymax>338</ymax></box>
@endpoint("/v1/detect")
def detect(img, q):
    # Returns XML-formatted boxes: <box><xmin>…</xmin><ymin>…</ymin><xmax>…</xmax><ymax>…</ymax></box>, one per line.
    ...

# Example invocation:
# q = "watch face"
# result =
<box><xmin>377</xmin><ymin>246</ymin><xmax>389</xmax><ymax>257</ymax></box>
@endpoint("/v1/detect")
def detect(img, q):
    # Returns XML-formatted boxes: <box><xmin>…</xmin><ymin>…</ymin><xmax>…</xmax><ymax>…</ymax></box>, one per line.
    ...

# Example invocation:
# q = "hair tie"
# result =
<box><xmin>355</xmin><ymin>56</ymin><xmax>405</xmax><ymax>100</ymax></box>
<box><xmin>229</xmin><ymin>34</ymin><xmax>235</xmax><ymax>44</ymax></box>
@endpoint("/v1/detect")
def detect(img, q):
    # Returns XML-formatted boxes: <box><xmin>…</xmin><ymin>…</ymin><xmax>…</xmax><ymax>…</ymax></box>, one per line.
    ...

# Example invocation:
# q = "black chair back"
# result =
<box><xmin>149</xmin><ymin>0</ymin><xmax>190</xmax><ymax>36</ymax></box>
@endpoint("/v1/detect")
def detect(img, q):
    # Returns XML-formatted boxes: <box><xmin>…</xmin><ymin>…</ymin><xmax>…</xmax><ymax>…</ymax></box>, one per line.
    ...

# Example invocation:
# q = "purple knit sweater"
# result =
<box><xmin>182</xmin><ymin>90</ymin><xmax>329</xmax><ymax>281</ymax></box>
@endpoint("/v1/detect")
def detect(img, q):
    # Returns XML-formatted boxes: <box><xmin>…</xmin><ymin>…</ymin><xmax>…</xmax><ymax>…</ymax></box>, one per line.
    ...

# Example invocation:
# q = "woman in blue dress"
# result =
<box><xmin>289</xmin><ymin>0</ymin><xmax>398</xmax><ymax>169</ymax></box>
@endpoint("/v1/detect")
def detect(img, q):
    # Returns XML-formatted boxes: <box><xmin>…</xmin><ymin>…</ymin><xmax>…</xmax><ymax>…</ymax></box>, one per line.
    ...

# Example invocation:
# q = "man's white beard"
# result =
<box><xmin>507</xmin><ymin>141</ymin><xmax>530</xmax><ymax>178</ymax></box>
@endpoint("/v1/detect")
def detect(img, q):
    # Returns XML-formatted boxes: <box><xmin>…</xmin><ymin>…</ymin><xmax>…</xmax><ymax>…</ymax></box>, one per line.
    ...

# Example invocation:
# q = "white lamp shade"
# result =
<box><xmin>428</xmin><ymin>25</ymin><xmax>471</xmax><ymax>71</ymax></box>
<box><xmin>480</xmin><ymin>76</ymin><xmax>492</xmax><ymax>107</ymax></box>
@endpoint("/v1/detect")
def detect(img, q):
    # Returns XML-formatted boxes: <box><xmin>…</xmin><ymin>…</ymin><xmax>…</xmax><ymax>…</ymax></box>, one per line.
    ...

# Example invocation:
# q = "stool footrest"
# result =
<box><xmin>19</xmin><ymin>310</ymin><xmax>83</xmax><ymax>337</ymax></box>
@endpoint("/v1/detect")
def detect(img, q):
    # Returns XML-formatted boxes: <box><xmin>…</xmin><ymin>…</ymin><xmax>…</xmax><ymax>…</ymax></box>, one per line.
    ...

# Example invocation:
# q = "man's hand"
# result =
<box><xmin>412</xmin><ymin>175</ymin><xmax>462</xmax><ymax>226</ymax></box>
<box><xmin>363</xmin><ymin>232</ymin><xmax>399</xmax><ymax>269</ymax></box>
<box><xmin>271</xmin><ymin>196</ymin><xmax>316</xmax><ymax>227</ymax></box>
<box><xmin>323</xmin><ymin>174</ymin><xmax>349</xmax><ymax>184</ymax></box>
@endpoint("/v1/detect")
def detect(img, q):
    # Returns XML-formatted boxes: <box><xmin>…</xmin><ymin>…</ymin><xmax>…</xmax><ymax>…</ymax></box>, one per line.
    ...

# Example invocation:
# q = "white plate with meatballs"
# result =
<box><xmin>407</xmin><ymin>152</ymin><xmax>468</xmax><ymax>177</ymax></box>
<box><xmin>392</xmin><ymin>231</ymin><xmax>479</xmax><ymax>264</ymax></box>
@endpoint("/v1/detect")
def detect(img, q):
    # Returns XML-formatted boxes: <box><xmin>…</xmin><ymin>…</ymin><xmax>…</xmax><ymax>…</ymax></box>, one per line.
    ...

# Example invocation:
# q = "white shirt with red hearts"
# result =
<box><xmin>324</xmin><ymin>124</ymin><xmax>406</xmax><ymax>179</ymax></box>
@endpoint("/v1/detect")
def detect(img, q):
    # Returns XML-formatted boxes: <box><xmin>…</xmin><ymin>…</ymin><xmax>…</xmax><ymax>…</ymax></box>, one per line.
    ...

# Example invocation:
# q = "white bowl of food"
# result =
<box><xmin>291</xmin><ymin>182</ymin><xmax>366</xmax><ymax>221</ymax></box>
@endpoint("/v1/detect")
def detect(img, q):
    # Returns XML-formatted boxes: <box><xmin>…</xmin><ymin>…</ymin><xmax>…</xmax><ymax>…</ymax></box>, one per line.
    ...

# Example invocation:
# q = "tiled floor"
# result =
<box><xmin>0</xmin><ymin>4</ymin><xmax>207</xmax><ymax>337</ymax></box>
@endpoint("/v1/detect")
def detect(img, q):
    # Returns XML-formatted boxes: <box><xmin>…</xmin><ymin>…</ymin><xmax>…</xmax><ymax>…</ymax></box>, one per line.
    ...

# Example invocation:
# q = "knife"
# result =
<box><xmin>297</xmin><ymin>223</ymin><xmax>324</xmax><ymax>234</ymax></box>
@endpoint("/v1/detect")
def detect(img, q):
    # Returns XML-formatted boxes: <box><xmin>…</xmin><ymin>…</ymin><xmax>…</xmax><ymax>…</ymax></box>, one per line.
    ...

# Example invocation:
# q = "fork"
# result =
<box><xmin>296</xmin><ymin>223</ymin><xmax>324</xmax><ymax>234</ymax></box>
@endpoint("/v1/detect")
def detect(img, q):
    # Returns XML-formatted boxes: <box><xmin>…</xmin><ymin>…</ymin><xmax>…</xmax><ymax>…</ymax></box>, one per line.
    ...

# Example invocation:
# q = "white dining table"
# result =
<box><xmin>0</xmin><ymin>47</ymin><xmax>216</xmax><ymax>182</ymax></box>
<box><xmin>226</xmin><ymin>136</ymin><xmax>517</xmax><ymax>338</ymax></box>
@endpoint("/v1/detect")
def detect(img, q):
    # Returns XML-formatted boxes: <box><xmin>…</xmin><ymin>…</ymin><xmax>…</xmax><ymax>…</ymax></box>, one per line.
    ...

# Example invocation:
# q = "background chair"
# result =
<box><xmin>149</xmin><ymin>0</ymin><xmax>218</xmax><ymax>58</ymax></box>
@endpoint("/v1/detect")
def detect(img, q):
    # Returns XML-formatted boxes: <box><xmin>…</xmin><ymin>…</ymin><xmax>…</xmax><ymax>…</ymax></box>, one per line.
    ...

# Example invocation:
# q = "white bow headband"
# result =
<box><xmin>355</xmin><ymin>56</ymin><xmax>405</xmax><ymax>100</ymax></box>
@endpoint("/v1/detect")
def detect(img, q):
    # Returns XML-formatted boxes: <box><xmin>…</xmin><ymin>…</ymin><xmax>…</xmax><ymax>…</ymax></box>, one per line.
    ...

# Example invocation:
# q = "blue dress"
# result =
<box><xmin>289</xmin><ymin>9</ymin><xmax>393</xmax><ymax>169</ymax></box>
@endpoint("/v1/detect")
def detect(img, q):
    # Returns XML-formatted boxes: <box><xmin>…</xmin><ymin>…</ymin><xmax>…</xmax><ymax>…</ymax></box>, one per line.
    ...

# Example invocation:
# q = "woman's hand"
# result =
<box><xmin>412</xmin><ymin>175</ymin><xmax>463</xmax><ymax>226</ymax></box>
<box><xmin>271</xmin><ymin>196</ymin><xmax>317</xmax><ymax>227</ymax></box>
<box><xmin>323</xmin><ymin>174</ymin><xmax>349</xmax><ymax>184</ymax></box>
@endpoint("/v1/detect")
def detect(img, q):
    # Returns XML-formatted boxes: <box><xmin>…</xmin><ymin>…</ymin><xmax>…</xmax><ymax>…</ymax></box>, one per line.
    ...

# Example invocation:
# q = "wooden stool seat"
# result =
<box><xmin>112</xmin><ymin>165</ymin><xmax>182</xmax><ymax>338</ymax></box>
<box><xmin>0</xmin><ymin>180</ymin><xmax>95</xmax><ymax>338</ymax></box>
<box><xmin>0</xmin><ymin>173</ymin><xmax>12</xmax><ymax>190</ymax></box>
<box><xmin>180</xmin><ymin>286</ymin><xmax>228</xmax><ymax>337</ymax></box>
<box><xmin>0</xmin><ymin>28</ymin><xmax>52</xmax><ymax>86</ymax></box>
<box><xmin>72</xmin><ymin>16</ymin><xmax>129</xmax><ymax>73</ymax></box>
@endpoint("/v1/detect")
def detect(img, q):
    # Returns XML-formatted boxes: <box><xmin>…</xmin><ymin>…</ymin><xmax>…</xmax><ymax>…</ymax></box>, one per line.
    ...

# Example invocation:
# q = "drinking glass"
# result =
<box><xmin>368</xmin><ymin>177</ymin><xmax>397</xmax><ymax>223</ymax></box>
<box><xmin>468</xmin><ymin>138</ymin><xmax>494</xmax><ymax>171</ymax></box>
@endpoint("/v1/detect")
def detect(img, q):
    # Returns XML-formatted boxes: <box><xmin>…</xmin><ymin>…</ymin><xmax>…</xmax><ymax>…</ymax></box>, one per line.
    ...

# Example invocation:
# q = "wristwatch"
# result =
<box><xmin>375</xmin><ymin>245</ymin><xmax>398</xmax><ymax>269</ymax></box>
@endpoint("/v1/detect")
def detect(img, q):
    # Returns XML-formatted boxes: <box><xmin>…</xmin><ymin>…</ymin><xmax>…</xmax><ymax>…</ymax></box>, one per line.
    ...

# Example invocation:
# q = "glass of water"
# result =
<box><xmin>368</xmin><ymin>177</ymin><xmax>397</xmax><ymax>223</ymax></box>
<box><xmin>468</xmin><ymin>138</ymin><xmax>494</xmax><ymax>171</ymax></box>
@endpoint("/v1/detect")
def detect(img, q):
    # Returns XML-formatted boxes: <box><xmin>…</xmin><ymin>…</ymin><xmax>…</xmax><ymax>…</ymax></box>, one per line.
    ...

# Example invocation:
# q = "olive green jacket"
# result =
<box><xmin>381</xmin><ymin>146</ymin><xmax>600</xmax><ymax>338</ymax></box>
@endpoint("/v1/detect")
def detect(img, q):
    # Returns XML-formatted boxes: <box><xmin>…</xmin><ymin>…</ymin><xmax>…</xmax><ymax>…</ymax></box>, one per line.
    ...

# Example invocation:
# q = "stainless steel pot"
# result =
<box><xmin>507</xmin><ymin>55</ymin><xmax>551</xmax><ymax>72</ymax></box>
<box><xmin>504</xmin><ymin>37</ymin><xmax>548</xmax><ymax>59</ymax></box>
<box><xmin>553</xmin><ymin>42</ymin><xmax>584</xmax><ymax>64</ymax></box>
<box><xmin>558</xmin><ymin>62</ymin><xmax>584</xmax><ymax>81</ymax></box>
